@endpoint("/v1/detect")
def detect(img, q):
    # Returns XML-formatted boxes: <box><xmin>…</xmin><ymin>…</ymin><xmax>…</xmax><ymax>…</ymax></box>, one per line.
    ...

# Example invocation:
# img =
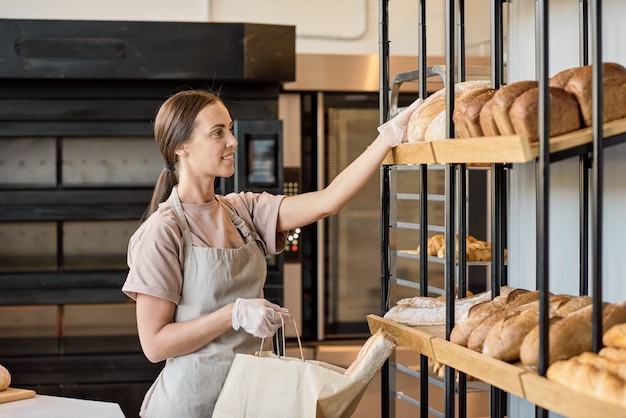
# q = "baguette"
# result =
<box><xmin>345</xmin><ymin>329</ymin><xmax>397</xmax><ymax>384</ymax></box>
<box><xmin>520</xmin><ymin>301</ymin><xmax>626</xmax><ymax>368</ymax></box>
<box><xmin>384</xmin><ymin>289</ymin><xmax>494</xmax><ymax>327</ymax></box>
<box><xmin>603</xmin><ymin>322</ymin><xmax>626</xmax><ymax>348</ymax></box>
<box><xmin>482</xmin><ymin>294</ymin><xmax>574</xmax><ymax>361</ymax></box>
<box><xmin>450</xmin><ymin>288</ymin><xmax>531</xmax><ymax>347</ymax></box>
<box><xmin>546</xmin><ymin>358</ymin><xmax>626</xmax><ymax>408</ymax></box>
<box><xmin>467</xmin><ymin>295</ymin><xmax>542</xmax><ymax>353</ymax></box>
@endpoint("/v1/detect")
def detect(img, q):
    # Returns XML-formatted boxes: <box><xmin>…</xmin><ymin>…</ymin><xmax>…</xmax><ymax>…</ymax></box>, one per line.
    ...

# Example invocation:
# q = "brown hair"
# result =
<box><xmin>141</xmin><ymin>90</ymin><xmax>222</xmax><ymax>221</ymax></box>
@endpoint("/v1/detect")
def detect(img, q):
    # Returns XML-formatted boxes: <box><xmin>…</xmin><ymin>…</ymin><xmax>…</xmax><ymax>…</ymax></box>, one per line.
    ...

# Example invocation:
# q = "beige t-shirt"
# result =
<box><xmin>122</xmin><ymin>191</ymin><xmax>286</xmax><ymax>304</ymax></box>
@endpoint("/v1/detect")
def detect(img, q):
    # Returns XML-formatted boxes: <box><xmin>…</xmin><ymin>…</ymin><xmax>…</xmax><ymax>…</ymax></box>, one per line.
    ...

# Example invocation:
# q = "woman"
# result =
<box><xmin>122</xmin><ymin>90</ymin><xmax>420</xmax><ymax>417</ymax></box>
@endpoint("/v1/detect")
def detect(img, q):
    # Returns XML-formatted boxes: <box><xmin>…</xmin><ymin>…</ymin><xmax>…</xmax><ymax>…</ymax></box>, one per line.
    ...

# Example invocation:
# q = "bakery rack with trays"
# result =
<box><xmin>377</xmin><ymin>1</ymin><xmax>626</xmax><ymax>418</ymax></box>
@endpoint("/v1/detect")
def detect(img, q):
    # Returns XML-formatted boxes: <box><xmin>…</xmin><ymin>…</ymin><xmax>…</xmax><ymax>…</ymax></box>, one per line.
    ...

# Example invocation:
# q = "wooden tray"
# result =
<box><xmin>0</xmin><ymin>387</ymin><xmax>36</xmax><ymax>404</ymax></box>
<box><xmin>387</xmin><ymin>117</ymin><xmax>626</xmax><ymax>165</ymax></box>
<box><xmin>367</xmin><ymin>314</ymin><xmax>626</xmax><ymax>418</ymax></box>
<box><xmin>383</xmin><ymin>142</ymin><xmax>436</xmax><ymax>165</ymax></box>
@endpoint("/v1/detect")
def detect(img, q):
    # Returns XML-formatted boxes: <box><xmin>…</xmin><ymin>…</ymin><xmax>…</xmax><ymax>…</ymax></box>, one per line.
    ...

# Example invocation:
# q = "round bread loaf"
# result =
<box><xmin>0</xmin><ymin>364</ymin><xmax>10</xmax><ymax>391</ymax></box>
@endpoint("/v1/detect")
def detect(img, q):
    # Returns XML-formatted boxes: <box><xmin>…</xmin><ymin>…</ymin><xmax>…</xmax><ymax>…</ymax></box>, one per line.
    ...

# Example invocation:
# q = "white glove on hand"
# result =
<box><xmin>377</xmin><ymin>98</ymin><xmax>424</xmax><ymax>147</ymax></box>
<box><xmin>232</xmin><ymin>298</ymin><xmax>290</xmax><ymax>338</ymax></box>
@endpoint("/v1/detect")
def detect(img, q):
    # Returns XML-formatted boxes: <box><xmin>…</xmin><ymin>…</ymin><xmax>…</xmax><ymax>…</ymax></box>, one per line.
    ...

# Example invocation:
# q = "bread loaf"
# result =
<box><xmin>553</xmin><ymin>295</ymin><xmax>593</xmax><ymax>316</ymax></box>
<box><xmin>491</xmin><ymin>80</ymin><xmax>538</xmax><ymax>135</ymax></box>
<box><xmin>508</xmin><ymin>86</ymin><xmax>582</xmax><ymax>142</ymax></box>
<box><xmin>599</xmin><ymin>346</ymin><xmax>626</xmax><ymax>362</ymax></box>
<box><xmin>384</xmin><ymin>289</ymin><xmax>494</xmax><ymax>327</ymax></box>
<box><xmin>564</xmin><ymin>62</ymin><xmax>626</xmax><ymax>126</ymax></box>
<box><xmin>449</xmin><ymin>288</ymin><xmax>531</xmax><ymax>346</ymax></box>
<box><xmin>481</xmin><ymin>294</ymin><xmax>574</xmax><ymax>361</ymax></box>
<box><xmin>549</xmin><ymin>67</ymin><xmax>579</xmax><ymax>89</ymax></box>
<box><xmin>421</xmin><ymin>234</ymin><xmax>497</xmax><ymax>262</ymax></box>
<box><xmin>520</xmin><ymin>301</ymin><xmax>626</xmax><ymax>368</ymax></box>
<box><xmin>467</xmin><ymin>293</ymin><xmax>543</xmax><ymax>353</ymax></box>
<box><xmin>577</xmin><ymin>351</ymin><xmax>626</xmax><ymax>381</ymax></box>
<box><xmin>424</xmin><ymin>110</ymin><xmax>448</xmax><ymax>142</ymax></box>
<box><xmin>479</xmin><ymin>98</ymin><xmax>501</xmax><ymax>136</ymax></box>
<box><xmin>416</xmin><ymin>233</ymin><xmax>445</xmax><ymax>257</ymax></box>
<box><xmin>345</xmin><ymin>329</ymin><xmax>396</xmax><ymax>383</ymax></box>
<box><xmin>453</xmin><ymin>88</ymin><xmax>497</xmax><ymax>138</ymax></box>
<box><xmin>546</xmin><ymin>358</ymin><xmax>626</xmax><ymax>408</ymax></box>
<box><xmin>0</xmin><ymin>364</ymin><xmax>10</xmax><ymax>391</ymax></box>
<box><xmin>603</xmin><ymin>323</ymin><xmax>626</xmax><ymax>348</ymax></box>
<box><xmin>407</xmin><ymin>80</ymin><xmax>491</xmax><ymax>142</ymax></box>
<box><xmin>407</xmin><ymin>91</ymin><xmax>447</xmax><ymax>142</ymax></box>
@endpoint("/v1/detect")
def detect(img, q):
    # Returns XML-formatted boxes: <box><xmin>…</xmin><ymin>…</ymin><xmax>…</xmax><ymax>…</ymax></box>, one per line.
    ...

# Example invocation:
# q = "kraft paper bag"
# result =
<box><xmin>212</xmin><ymin>316</ymin><xmax>368</xmax><ymax>418</ymax></box>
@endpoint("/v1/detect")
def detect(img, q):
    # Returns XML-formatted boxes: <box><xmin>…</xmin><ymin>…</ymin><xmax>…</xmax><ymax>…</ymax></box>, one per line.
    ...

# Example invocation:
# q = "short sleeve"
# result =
<box><xmin>122</xmin><ymin>208</ymin><xmax>185</xmax><ymax>304</ymax></box>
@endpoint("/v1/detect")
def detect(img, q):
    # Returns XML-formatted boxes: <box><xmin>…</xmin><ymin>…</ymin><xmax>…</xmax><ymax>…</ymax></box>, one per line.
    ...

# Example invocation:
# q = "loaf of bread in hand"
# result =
<box><xmin>407</xmin><ymin>80</ymin><xmax>491</xmax><ymax>142</ymax></box>
<box><xmin>509</xmin><ymin>86</ymin><xmax>582</xmax><ymax>143</ymax></box>
<box><xmin>564</xmin><ymin>62</ymin><xmax>626</xmax><ymax>127</ymax></box>
<box><xmin>520</xmin><ymin>301</ymin><xmax>626</xmax><ymax>368</ymax></box>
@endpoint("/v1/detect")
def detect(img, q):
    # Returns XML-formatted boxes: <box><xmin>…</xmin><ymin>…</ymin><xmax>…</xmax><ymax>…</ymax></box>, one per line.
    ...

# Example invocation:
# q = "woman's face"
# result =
<box><xmin>179</xmin><ymin>101</ymin><xmax>237</xmax><ymax>180</ymax></box>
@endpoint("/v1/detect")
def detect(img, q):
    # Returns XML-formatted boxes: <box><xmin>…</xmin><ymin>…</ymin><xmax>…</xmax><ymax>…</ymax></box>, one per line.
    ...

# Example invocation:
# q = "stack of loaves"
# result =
<box><xmin>406</xmin><ymin>62</ymin><xmax>626</xmax><ymax>143</ymax></box>
<box><xmin>547</xmin><ymin>323</ymin><xmax>626</xmax><ymax>408</ymax></box>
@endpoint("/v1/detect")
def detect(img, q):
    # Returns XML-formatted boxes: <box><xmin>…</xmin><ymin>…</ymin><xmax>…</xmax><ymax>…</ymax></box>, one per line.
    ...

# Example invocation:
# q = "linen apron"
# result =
<box><xmin>140</xmin><ymin>186</ymin><xmax>268</xmax><ymax>418</ymax></box>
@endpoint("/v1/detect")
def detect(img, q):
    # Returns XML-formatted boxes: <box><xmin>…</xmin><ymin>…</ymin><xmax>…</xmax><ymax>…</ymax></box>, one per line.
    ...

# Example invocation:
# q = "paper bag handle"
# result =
<box><xmin>260</xmin><ymin>313</ymin><xmax>305</xmax><ymax>361</ymax></box>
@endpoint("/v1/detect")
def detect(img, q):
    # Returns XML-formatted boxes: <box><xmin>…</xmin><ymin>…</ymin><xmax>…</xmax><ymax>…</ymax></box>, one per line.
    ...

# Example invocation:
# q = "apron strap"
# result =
<box><xmin>216</xmin><ymin>196</ymin><xmax>268</xmax><ymax>255</ymax></box>
<box><xmin>168</xmin><ymin>186</ymin><xmax>193</xmax><ymax>249</ymax></box>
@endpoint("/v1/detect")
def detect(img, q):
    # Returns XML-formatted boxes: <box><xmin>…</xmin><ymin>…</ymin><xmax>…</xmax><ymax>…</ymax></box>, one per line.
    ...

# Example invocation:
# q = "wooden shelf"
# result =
<box><xmin>367</xmin><ymin>314</ymin><xmax>626</xmax><ymax>418</ymax></box>
<box><xmin>384</xmin><ymin>117</ymin><xmax>626</xmax><ymax>165</ymax></box>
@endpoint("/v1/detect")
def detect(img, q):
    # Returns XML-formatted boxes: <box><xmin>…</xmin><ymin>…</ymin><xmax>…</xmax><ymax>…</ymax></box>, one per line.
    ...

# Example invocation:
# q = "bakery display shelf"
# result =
<box><xmin>367</xmin><ymin>314</ymin><xmax>626</xmax><ymax>418</ymax></box>
<box><xmin>384</xmin><ymin>117</ymin><xmax>626</xmax><ymax>166</ymax></box>
<box><xmin>432</xmin><ymin>117</ymin><xmax>626</xmax><ymax>164</ymax></box>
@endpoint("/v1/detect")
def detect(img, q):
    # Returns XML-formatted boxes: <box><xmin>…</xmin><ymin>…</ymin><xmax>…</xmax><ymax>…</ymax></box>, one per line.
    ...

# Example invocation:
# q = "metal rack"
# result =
<box><xmin>377</xmin><ymin>1</ymin><xmax>626</xmax><ymax>417</ymax></box>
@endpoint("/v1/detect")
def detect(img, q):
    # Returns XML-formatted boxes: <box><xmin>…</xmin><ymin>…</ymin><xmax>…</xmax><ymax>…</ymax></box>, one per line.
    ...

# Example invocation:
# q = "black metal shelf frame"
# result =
<box><xmin>379</xmin><ymin>0</ymin><xmax>612</xmax><ymax>417</ymax></box>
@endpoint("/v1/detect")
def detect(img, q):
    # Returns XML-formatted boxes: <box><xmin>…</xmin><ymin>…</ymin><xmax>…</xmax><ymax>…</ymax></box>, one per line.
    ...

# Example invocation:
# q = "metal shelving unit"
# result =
<box><xmin>377</xmin><ymin>1</ymin><xmax>626</xmax><ymax>417</ymax></box>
